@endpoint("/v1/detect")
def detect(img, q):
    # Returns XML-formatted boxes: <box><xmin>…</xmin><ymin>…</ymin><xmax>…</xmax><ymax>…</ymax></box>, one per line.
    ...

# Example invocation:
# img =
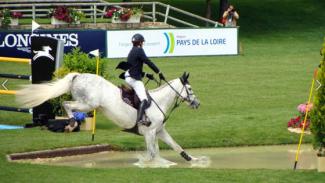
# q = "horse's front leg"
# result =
<box><xmin>143</xmin><ymin>128</ymin><xmax>158</xmax><ymax>160</ymax></box>
<box><xmin>157</xmin><ymin>127</ymin><xmax>194</xmax><ymax>162</ymax></box>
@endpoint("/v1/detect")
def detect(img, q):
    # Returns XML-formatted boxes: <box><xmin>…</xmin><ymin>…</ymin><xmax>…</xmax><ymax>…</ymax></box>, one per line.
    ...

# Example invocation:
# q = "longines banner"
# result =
<box><xmin>106</xmin><ymin>28</ymin><xmax>238</xmax><ymax>58</ymax></box>
<box><xmin>0</xmin><ymin>30</ymin><xmax>106</xmax><ymax>58</ymax></box>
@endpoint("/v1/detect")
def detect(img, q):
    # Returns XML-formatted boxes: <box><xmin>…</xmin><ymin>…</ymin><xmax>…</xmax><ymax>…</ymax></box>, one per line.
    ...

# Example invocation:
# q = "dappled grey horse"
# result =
<box><xmin>17</xmin><ymin>72</ymin><xmax>206</xmax><ymax>167</ymax></box>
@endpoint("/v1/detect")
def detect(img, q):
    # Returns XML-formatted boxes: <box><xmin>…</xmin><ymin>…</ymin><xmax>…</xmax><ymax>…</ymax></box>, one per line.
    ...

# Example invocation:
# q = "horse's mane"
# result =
<box><xmin>150</xmin><ymin>79</ymin><xmax>178</xmax><ymax>93</ymax></box>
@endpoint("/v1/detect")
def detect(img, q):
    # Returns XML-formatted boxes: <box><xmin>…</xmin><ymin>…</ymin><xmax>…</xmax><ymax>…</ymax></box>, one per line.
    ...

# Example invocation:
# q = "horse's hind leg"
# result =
<box><xmin>62</xmin><ymin>101</ymin><xmax>93</xmax><ymax>118</ymax></box>
<box><xmin>157</xmin><ymin>127</ymin><xmax>194</xmax><ymax>162</ymax></box>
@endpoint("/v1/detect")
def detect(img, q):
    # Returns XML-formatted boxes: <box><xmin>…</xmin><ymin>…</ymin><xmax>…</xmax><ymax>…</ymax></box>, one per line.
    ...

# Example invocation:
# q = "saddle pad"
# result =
<box><xmin>120</xmin><ymin>84</ymin><xmax>140</xmax><ymax>109</ymax></box>
<box><xmin>119</xmin><ymin>84</ymin><xmax>152</xmax><ymax>110</ymax></box>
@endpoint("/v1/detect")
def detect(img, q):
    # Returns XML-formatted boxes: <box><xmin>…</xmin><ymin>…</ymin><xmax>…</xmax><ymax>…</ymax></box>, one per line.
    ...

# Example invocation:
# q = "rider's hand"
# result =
<box><xmin>159</xmin><ymin>72</ymin><xmax>166</xmax><ymax>81</ymax></box>
<box><xmin>146</xmin><ymin>73</ymin><xmax>154</xmax><ymax>80</ymax></box>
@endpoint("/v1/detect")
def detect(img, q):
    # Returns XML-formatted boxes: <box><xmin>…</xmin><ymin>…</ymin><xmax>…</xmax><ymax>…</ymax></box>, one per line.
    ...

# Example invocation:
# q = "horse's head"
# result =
<box><xmin>179</xmin><ymin>72</ymin><xmax>200</xmax><ymax>109</ymax></box>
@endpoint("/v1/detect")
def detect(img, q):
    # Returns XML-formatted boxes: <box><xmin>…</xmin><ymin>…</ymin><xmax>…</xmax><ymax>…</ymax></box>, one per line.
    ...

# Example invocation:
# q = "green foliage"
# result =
<box><xmin>310</xmin><ymin>38</ymin><xmax>325</xmax><ymax>156</ymax></box>
<box><xmin>0</xmin><ymin>9</ymin><xmax>12</xmax><ymax>27</ymax></box>
<box><xmin>69</xmin><ymin>8</ymin><xmax>85</xmax><ymax>22</ymax></box>
<box><xmin>62</xmin><ymin>47</ymin><xmax>107</xmax><ymax>76</ymax></box>
<box><xmin>50</xmin><ymin>47</ymin><xmax>108</xmax><ymax>116</ymax></box>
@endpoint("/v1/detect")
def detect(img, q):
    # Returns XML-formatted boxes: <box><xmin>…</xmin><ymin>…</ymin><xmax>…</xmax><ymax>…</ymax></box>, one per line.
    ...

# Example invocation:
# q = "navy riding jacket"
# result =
<box><xmin>127</xmin><ymin>46</ymin><xmax>160</xmax><ymax>80</ymax></box>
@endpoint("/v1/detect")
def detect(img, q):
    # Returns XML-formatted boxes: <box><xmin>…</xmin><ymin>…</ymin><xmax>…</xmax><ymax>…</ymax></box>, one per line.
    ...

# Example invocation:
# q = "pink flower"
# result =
<box><xmin>297</xmin><ymin>103</ymin><xmax>313</xmax><ymax>114</ymax></box>
<box><xmin>11</xmin><ymin>12</ymin><xmax>23</xmax><ymax>18</ymax></box>
<box><xmin>104</xmin><ymin>10</ymin><xmax>114</xmax><ymax>18</ymax></box>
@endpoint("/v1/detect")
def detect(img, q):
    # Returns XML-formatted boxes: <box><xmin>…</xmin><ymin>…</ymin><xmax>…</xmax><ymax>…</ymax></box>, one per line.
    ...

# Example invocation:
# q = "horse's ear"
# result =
<box><xmin>180</xmin><ymin>72</ymin><xmax>190</xmax><ymax>84</ymax></box>
<box><xmin>186</xmin><ymin>72</ymin><xmax>190</xmax><ymax>80</ymax></box>
<box><xmin>180</xmin><ymin>72</ymin><xmax>186</xmax><ymax>84</ymax></box>
<box><xmin>182</xmin><ymin>72</ymin><xmax>186</xmax><ymax>78</ymax></box>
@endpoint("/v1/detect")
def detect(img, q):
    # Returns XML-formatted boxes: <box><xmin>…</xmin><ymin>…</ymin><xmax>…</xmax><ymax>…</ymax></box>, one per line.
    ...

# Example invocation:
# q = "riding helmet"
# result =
<box><xmin>132</xmin><ymin>33</ymin><xmax>145</xmax><ymax>43</ymax></box>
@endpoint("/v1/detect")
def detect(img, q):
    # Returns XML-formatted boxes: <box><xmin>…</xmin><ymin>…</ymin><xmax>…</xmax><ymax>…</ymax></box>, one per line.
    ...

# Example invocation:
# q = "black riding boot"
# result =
<box><xmin>137</xmin><ymin>100</ymin><xmax>151</xmax><ymax>126</ymax></box>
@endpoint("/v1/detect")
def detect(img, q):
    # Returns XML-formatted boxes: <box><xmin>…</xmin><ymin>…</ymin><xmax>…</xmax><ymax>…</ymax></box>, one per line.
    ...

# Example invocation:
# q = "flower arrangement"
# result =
<box><xmin>49</xmin><ymin>6</ymin><xmax>84</xmax><ymax>23</ymax></box>
<box><xmin>0</xmin><ymin>9</ymin><xmax>23</xmax><ymax>27</ymax></box>
<box><xmin>287</xmin><ymin>103</ymin><xmax>313</xmax><ymax>129</ymax></box>
<box><xmin>104</xmin><ymin>7</ymin><xmax>143</xmax><ymax>22</ymax></box>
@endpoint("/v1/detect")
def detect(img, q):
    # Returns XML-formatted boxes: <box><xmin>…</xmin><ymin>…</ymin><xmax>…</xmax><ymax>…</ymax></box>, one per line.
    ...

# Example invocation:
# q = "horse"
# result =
<box><xmin>16</xmin><ymin>72</ymin><xmax>206</xmax><ymax>167</ymax></box>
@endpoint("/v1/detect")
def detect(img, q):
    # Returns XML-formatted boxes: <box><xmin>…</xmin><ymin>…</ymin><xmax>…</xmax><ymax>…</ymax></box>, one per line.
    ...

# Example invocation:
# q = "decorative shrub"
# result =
<box><xmin>310</xmin><ymin>38</ymin><xmax>325</xmax><ymax>157</ymax></box>
<box><xmin>0</xmin><ymin>9</ymin><xmax>23</xmax><ymax>27</ymax></box>
<box><xmin>51</xmin><ymin>47</ymin><xmax>108</xmax><ymax>116</ymax></box>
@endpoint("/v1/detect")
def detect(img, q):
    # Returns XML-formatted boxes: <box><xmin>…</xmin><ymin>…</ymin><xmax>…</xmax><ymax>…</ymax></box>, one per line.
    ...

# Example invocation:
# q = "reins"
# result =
<box><xmin>151</xmin><ymin>78</ymin><xmax>188</xmax><ymax>123</ymax></box>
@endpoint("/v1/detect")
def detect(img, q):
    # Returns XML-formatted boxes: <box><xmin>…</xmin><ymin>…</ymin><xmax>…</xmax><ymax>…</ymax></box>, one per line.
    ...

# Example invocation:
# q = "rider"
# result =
<box><xmin>125</xmin><ymin>33</ymin><xmax>165</xmax><ymax>126</ymax></box>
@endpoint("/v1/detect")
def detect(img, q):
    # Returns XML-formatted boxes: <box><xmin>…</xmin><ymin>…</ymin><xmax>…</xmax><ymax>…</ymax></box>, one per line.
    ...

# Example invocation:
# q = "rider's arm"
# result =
<box><xmin>139</xmin><ymin>48</ymin><xmax>160</xmax><ymax>74</ymax></box>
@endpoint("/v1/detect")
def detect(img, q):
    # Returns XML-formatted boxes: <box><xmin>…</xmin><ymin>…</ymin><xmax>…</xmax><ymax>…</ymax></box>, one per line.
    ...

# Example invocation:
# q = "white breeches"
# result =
<box><xmin>125</xmin><ymin>71</ymin><xmax>148</xmax><ymax>101</ymax></box>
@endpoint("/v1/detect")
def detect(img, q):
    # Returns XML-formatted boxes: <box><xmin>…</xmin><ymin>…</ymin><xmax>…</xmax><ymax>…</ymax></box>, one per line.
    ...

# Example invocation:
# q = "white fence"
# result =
<box><xmin>0</xmin><ymin>1</ymin><xmax>223</xmax><ymax>27</ymax></box>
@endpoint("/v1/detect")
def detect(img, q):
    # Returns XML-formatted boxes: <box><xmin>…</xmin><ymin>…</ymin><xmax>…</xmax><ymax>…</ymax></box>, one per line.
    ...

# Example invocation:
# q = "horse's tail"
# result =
<box><xmin>16</xmin><ymin>73</ymin><xmax>80</xmax><ymax>108</ymax></box>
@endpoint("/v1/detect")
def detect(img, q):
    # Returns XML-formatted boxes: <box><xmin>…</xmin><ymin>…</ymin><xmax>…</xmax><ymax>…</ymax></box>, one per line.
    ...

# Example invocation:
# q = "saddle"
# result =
<box><xmin>120</xmin><ymin>84</ymin><xmax>152</xmax><ymax>135</ymax></box>
<box><xmin>119</xmin><ymin>84</ymin><xmax>151</xmax><ymax>109</ymax></box>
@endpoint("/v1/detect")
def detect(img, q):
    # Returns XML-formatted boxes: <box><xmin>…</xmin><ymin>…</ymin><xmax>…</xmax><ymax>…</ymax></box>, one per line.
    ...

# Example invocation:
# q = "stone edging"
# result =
<box><xmin>7</xmin><ymin>144</ymin><xmax>115</xmax><ymax>161</ymax></box>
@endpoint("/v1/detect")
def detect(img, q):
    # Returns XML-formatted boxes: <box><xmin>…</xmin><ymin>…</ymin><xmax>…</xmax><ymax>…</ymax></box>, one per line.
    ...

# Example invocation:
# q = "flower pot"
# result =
<box><xmin>318</xmin><ymin>156</ymin><xmax>325</xmax><ymax>172</ymax></box>
<box><xmin>51</xmin><ymin>17</ymin><xmax>68</xmax><ymax>25</ymax></box>
<box><xmin>9</xmin><ymin>18</ymin><xmax>19</xmax><ymax>26</ymax></box>
<box><xmin>112</xmin><ymin>15</ymin><xmax>141</xmax><ymax>23</ymax></box>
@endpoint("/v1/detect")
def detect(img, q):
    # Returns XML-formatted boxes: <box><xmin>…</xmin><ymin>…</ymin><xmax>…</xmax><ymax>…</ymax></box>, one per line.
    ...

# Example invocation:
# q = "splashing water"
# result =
<box><xmin>190</xmin><ymin>156</ymin><xmax>211</xmax><ymax>168</ymax></box>
<box><xmin>133</xmin><ymin>153</ymin><xmax>211</xmax><ymax>168</ymax></box>
<box><xmin>133</xmin><ymin>154</ymin><xmax>177</xmax><ymax>168</ymax></box>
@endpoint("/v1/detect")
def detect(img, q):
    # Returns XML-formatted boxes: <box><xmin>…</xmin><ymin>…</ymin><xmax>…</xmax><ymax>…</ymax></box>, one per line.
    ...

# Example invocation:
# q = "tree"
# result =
<box><xmin>206</xmin><ymin>0</ymin><xmax>229</xmax><ymax>21</ymax></box>
<box><xmin>219</xmin><ymin>0</ymin><xmax>229</xmax><ymax>20</ymax></box>
<box><xmin>205</xmin><ymin>0</ymin><xmax>212</xmax><ymax>20</ymax></box>
<box><xmin>310</xmin><ymin>39</ymin><xmax>325</xmax><ymax>157</ymax></box>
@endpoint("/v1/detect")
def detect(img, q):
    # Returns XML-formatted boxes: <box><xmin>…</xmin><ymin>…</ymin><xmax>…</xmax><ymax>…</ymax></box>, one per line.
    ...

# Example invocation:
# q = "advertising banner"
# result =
<box><xmin>0</xmin><ymin>29</ymin><xmax>106</xmax><ymax>58</ymax></box>
<box><xmin>106</xmin><ymin>28</ymin><xmax>238</xmax><ymax>58</ymax></box>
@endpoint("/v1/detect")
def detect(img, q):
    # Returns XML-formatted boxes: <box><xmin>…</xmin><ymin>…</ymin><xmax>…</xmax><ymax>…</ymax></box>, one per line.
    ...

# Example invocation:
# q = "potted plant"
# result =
<box><xmin>287</xmin><ymin>103</ymin><xmax>312</xmax><ymax>134</ymax></box>
<box><xmin>51</xmin><ymin>48</ymin><xmax>108</xmax><ymax>130</ymax></box>
<box><xmin>310</xmin><ymin>39</ymin><xmax>325</xmax><ymax>172</ymax></box>
<box><xmin>49</xmin><ymin>6</ymin><xmax>84</xmax><ymax>25</ymax></box>
<box><xmin>105</xmin><ymin>7</ymin><xmax>143</xmax><ymax>23</ymax></box>
<box><xmin>0</xmin><ymin>9</ymin><xmax>23</xmax><ymax>27</ymax></box>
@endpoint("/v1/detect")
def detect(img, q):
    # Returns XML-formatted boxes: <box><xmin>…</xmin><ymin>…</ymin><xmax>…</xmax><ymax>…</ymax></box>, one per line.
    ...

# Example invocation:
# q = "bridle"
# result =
<box><xmin>150</xmin><ymin>78</ymin><xmax>194</xmax><ymax>123</ymax></box>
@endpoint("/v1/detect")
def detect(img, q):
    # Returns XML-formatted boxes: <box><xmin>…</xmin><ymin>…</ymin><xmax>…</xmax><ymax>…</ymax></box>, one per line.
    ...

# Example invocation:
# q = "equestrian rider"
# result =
<box><xmin>124</xmin><ymin>33</ymin><xmax>165</xmax><ymax>126</ymax></box>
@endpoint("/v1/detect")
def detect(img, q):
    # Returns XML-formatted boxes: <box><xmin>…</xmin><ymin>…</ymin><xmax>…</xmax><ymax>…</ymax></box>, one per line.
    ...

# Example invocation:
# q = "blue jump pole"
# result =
<box><xmin>0</xmin><ymin>73</ymin><xmax>31</xmax><ymax>80</ymax></box>
<box><xmin>0</xmin><ymin>106</ymin><xmax>31</xmax><ymax>113</ymax></box>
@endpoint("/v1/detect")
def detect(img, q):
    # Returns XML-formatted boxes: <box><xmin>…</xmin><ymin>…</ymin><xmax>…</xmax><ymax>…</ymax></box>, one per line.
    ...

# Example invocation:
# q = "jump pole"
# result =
<box><xmin>0</xmin><ymin>90</ymin><xmax>17</xmax><ymax>95</ymax></box>
<box><xmin>293</xmin><ymin>69</ymin><xmax>318</xmax><ymax>170</ymax></box>
<box><xmin>89</xmin><ymin>50</ymin><xmax>100</xmax><ymax>141</ymax></box>
<box><xmin>0</xmin><ymin>57</ymin><xmax>30</xmax><ymax>64</ymax></box>
<box><xmin>0</xmin><ymin>74</ymin><xmax>31</xmax><ymax>80</ymax></box>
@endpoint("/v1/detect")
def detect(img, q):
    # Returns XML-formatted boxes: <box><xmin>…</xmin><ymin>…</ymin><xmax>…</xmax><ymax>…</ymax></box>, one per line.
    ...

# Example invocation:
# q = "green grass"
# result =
<box><xmin>0</xmin><ymin>0</ymin><xmax>325</xmax><ymax>182</ymax></box>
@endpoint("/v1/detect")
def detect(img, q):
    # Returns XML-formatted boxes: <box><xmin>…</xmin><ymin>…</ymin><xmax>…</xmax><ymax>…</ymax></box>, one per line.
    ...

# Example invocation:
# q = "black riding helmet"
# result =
<box><xmin>132</xmin><ymin>33</ymin><xmax>145</xmax><ymax>46</ymax></box>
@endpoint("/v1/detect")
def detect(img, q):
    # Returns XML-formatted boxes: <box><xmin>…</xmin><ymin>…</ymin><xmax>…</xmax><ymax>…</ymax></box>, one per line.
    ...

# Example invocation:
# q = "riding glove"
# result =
<box><xmin>145</xmin><ymin>73</ymin><xmax>154</xmax><ymax>80</ymax></box>
<box><xmin>159</xmin><ymin>72</ymin><xmax>166</xmax><ymax>81</ymax></box>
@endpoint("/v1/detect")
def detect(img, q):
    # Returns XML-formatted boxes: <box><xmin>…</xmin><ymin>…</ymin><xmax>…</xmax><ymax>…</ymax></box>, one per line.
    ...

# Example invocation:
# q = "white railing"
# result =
<box><xmin>0</xmin><ymin>1</ymin><xmax>223</xmax><ymax>27</ymax></box>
